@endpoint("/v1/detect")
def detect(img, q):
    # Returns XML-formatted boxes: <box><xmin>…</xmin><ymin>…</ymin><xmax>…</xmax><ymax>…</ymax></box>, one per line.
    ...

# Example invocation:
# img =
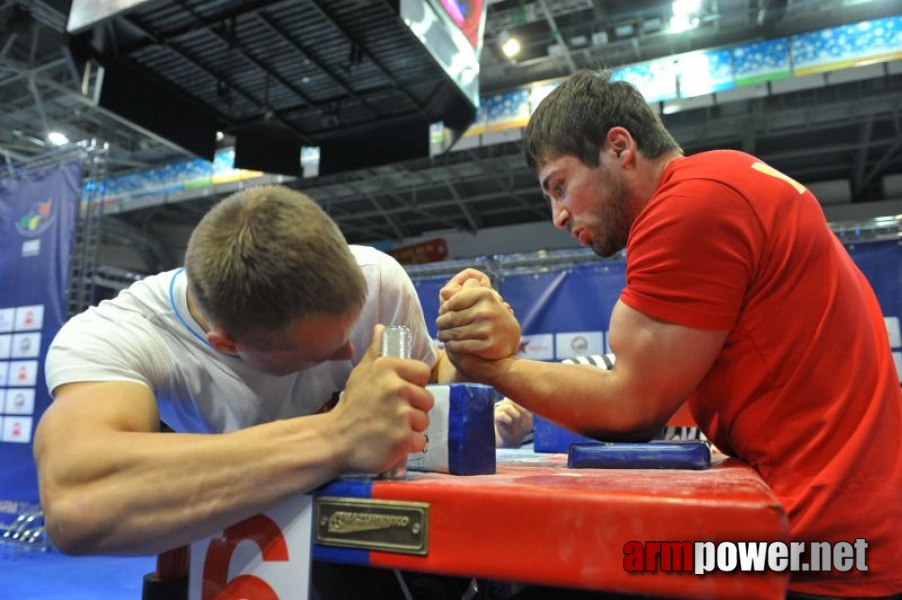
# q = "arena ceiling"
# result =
<box><xmin>1</xmin><ymin>0</ymin><xmax>901</xmax><ymax>270</ymax></box>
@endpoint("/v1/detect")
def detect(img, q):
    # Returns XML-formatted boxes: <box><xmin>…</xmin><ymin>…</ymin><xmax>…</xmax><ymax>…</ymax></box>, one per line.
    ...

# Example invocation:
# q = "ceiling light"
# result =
<box><xmin>671</xmin><ymin>0</ymin><xmax>702</xmax><ymax>32</ymax></box>
<box><xmin>669</xmin><ymin>14</ymin><xmax>694</xmax><ymax>33</ymax></box>
<box><xmin>672</xmin><ymin>0</ymin><xmax>701</xmax><ymax>17</ymax></box>
<box><xmin>498</xmin><ymin>30</ymin><xmax>521</xmax><ymax>58</ymax></box>
<box><xmin>47</xmin><ymin>131</ymin><xmax>69</xmax><ymax>146</ymax></box>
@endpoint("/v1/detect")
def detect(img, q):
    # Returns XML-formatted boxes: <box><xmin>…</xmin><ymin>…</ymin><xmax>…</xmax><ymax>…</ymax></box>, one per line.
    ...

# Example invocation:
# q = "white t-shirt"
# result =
<box><xmin>46</xmin><ymin>245</ymin><xmax>439</xmax><ymax>433</ymax></box>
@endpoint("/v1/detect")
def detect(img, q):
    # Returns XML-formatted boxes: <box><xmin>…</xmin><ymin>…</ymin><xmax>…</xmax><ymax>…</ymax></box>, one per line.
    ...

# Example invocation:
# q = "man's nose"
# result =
<box><xmin>551</xmin><ymin>200</ymin><xmax>569</xmax><ymax>230</ymax></box>
<box><xmin>333</xmin><ymin>341</ymin><xmax>355</xmax><ymax>361</ymax></box>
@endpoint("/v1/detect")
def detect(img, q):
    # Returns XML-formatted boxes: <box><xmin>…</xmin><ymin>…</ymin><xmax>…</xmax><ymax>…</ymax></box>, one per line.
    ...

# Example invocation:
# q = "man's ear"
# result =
<box><xmin>207</xmin><ymin>328</ymin><xmax>239</xmax><ymax>354</ymax></box>
<box><xmin>607</xmin><ymin>127</ymin><xmax>634</xmax><ymax>166</ymax></box>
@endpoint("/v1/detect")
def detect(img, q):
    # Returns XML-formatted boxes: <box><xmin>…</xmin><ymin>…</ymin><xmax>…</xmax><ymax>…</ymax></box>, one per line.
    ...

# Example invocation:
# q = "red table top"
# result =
<box><xmin>316</xmin><ymin>450</ymin><xmax>790</xmax><ymax>598</ymax></box>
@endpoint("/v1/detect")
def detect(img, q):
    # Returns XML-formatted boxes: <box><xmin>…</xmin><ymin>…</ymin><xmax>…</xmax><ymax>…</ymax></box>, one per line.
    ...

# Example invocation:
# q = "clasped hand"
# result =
<box><xmin>435</xmin><ymin>268</ymin><xmax>521</xmax><ymax>380</ymax></box>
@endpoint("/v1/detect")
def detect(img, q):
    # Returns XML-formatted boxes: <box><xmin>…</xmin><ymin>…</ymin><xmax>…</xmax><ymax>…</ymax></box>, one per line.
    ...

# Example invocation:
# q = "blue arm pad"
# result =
<box><xmin>567</xmin><ymin>440</ymin><xmax>711</xmax><ymax>470</ymax></box>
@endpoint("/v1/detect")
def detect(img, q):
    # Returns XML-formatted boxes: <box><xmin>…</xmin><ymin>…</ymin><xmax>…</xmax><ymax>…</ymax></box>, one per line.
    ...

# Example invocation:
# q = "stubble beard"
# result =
<box><xmin>590</xmin><ymin>172</ymin><xmax>631</xmax><ymax>258</ymax></box>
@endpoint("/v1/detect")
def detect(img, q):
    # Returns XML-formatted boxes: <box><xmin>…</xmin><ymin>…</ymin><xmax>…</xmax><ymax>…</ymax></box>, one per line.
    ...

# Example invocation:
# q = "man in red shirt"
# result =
<box><xmin>437</xmin><ymin>70</ymin><xmax>901</xmax><ymax>597</ymax></box>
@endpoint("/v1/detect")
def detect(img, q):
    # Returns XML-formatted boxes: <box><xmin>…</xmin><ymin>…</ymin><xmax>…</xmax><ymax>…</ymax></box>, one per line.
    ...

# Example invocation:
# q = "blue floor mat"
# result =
<box><xmin>0</xmin><ymin>551</ymin><xmax>156</xmax><ymax>599</ymax></box>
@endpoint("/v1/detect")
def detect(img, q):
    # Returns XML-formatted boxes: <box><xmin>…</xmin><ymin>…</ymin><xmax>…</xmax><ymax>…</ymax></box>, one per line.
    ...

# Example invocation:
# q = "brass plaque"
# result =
<box><xmin>315</xmin><ymin>497</ymin><xmax>429</xmax><ymax>555</ymax></box>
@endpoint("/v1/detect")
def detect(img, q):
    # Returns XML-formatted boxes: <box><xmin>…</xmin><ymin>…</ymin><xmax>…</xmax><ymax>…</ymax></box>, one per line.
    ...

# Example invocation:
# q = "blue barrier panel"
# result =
<box><xmin>844</xmin><ymin>239</ymin><xmax>902</xmax><ymax>379</ymax></box>
<box><xmin>498</xmin><ymin>258</ymin><xmax>625</xmax><ymax>361</ymax></box>
<box><xmin>0</xmin><ymin>159</ymin><xmax>80</xmax><ymax>527</ymax></box>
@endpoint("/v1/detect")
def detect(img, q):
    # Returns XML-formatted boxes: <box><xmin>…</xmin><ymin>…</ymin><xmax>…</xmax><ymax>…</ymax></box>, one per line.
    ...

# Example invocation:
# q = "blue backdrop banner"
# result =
<box><xmin>408</xmin><ymin>239</ymin><xmax>902</xmax><ymax>380</ymax></box>
<box><xmin>844</xmin><ymin>239</ymin><xmax>902</xmax><ymax>380</ymax></box>
<box><xmin>411</xmin><ymin>274</ymin><xmax>448</xmax><ymax>340</ymax></box>
<box><xmin>0</xmin><ymin>159</ymin><xmax>80</xmax><ymax>527</ymax></box>
<box><xmin>497</xmin><ymin>259</ymin><xmax>626</xmax><ymax>362</ymax></box>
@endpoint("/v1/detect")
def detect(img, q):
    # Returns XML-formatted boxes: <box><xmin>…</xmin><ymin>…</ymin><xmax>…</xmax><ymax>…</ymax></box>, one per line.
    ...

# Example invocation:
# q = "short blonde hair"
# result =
<box><xmin>184</xmin><ymin>185</ymin><xmax>366</xmax><ymax>341</ymax></box>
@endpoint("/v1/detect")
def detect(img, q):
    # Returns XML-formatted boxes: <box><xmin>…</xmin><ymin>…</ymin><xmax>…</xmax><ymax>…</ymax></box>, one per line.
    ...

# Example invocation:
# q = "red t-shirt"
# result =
<box><xmin>621</xmin><ymin>150</ymin><xmax>901</xmax><ymax>596</ymax></box>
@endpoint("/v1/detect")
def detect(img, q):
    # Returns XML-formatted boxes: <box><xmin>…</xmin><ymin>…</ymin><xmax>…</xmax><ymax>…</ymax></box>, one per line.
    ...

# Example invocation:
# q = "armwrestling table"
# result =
<box><xmin>146</xmin><ymin>450</ymin><xmax>789</xmax><ymax>599</ymax></box>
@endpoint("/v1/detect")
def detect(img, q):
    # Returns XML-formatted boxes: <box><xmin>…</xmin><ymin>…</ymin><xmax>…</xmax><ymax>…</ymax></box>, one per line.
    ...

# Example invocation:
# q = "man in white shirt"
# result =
<box><xmin>35</xmin><ymin>184</ymin><xmax>519</xmax><ymax>561</ymax></box>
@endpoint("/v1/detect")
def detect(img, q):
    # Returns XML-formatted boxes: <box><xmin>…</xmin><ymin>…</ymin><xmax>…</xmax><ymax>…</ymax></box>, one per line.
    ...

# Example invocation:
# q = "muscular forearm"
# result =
<box><xmin>38</xmin><ymin>332</ymin><xmax>434</xmax><ymax>556</ymax></box>
<box><xmin>37</xmin><ymin>413</ymin><xmax>344</xmax><ymax>556</ymax></box>
<box><xmin>479</xmin><ymin>357</ymin><xmax>668</xmax><ymax>441</ymax></box>
<box><xmin>430</xmin><ymin>350</ymin><xmax>468</xmax><ymax>384</ymax></box>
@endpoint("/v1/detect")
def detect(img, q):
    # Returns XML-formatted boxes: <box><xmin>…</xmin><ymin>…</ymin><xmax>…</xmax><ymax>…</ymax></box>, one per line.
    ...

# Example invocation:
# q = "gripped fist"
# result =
<box><xmin>330</xmin><ymin>324</ymin><xmax>434</xmax><ymax>474</ymax></box>
<box><xmin>494</xmin><ymin>398</ymin><xmax>533</xmax><ymax>448</ymax></box>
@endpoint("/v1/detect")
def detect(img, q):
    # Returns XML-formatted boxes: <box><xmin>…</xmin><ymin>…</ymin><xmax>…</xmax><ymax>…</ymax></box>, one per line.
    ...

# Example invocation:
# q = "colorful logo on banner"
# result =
<box><xmin>15</xmin><ymin>198</ymin><xmax>54</xmax><ymax>237</ymax></box>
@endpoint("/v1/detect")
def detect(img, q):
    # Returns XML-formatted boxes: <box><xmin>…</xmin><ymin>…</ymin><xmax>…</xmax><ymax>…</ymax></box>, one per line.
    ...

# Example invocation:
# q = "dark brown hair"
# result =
<box><xmin>523</xmin><ymin>69</ymin><xmax>681</xmax><ymax>170</ymax></box>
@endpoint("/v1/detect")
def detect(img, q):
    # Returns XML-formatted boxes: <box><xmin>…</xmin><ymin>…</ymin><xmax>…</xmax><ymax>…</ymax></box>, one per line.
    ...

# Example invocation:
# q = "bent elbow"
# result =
<box><xmin>579</xmin><ymin>407</ymin><xmax>669</xmax><ymax>443</ymax></box>
<box><xmin>583</xmin><ymin>425</ymin><xmax>661</xmax><ymax>443</ymax></box>
<box><xmin>41</xmin><ymin>491</ymin><xmax>104</xmax><ymax>556</ymax></box>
